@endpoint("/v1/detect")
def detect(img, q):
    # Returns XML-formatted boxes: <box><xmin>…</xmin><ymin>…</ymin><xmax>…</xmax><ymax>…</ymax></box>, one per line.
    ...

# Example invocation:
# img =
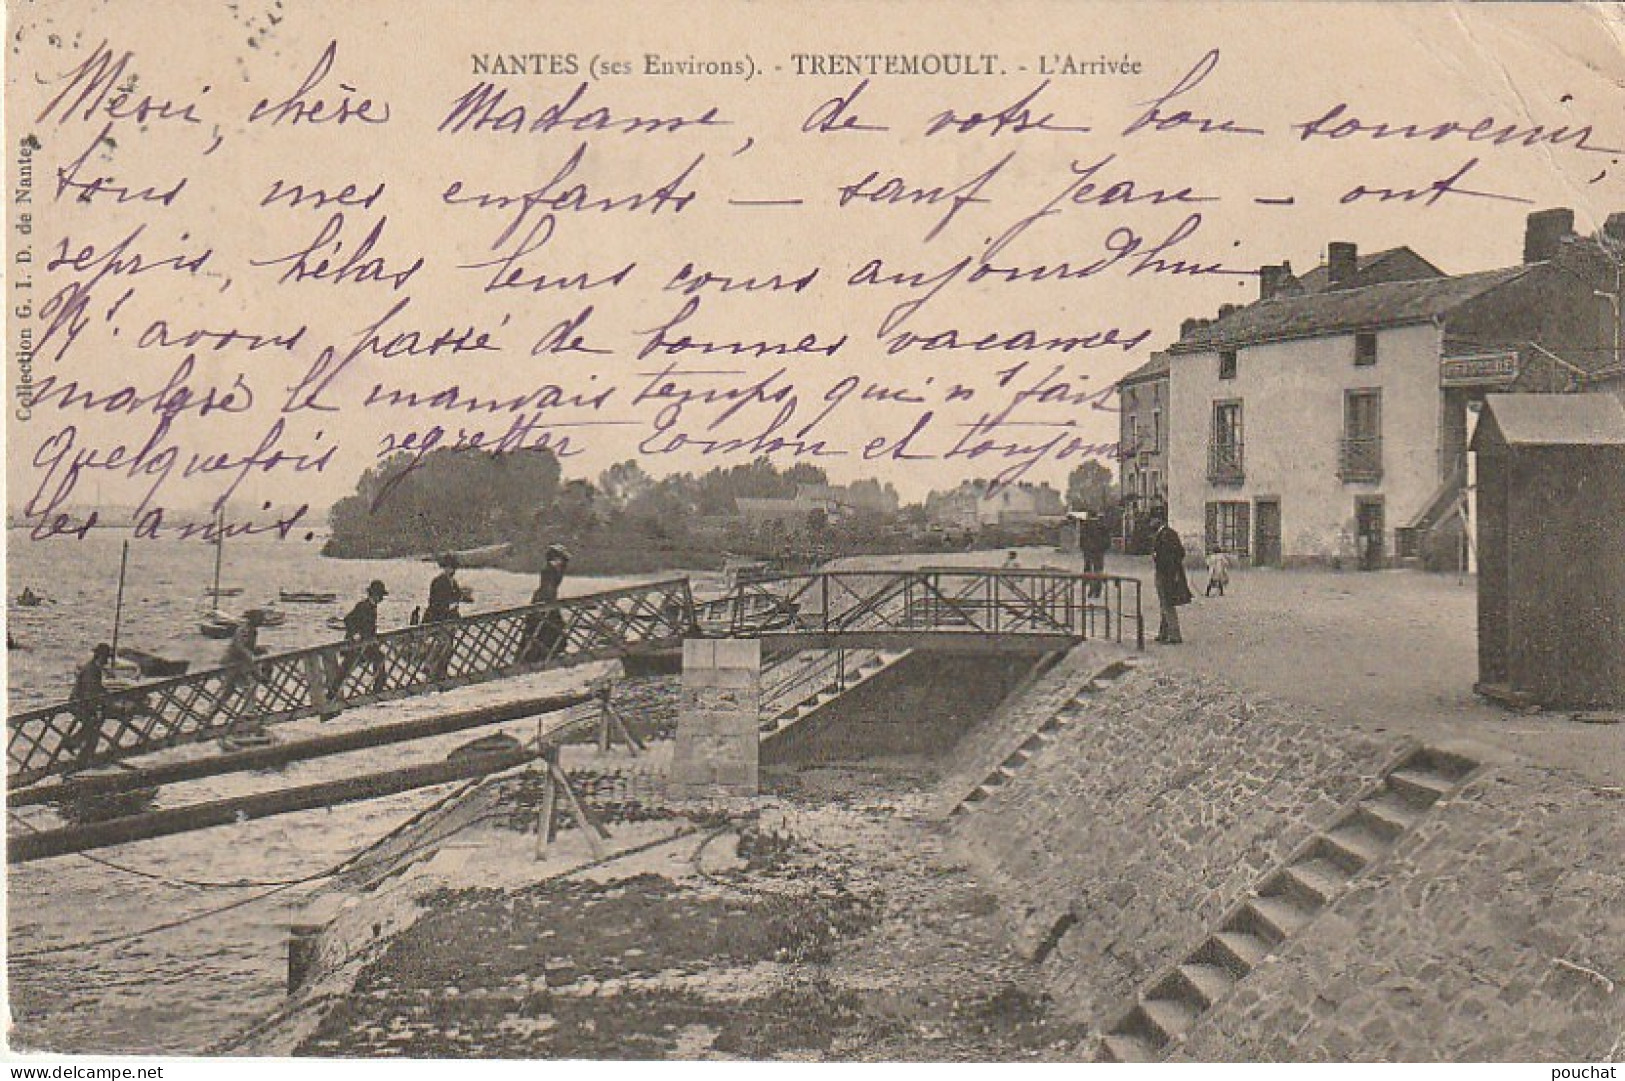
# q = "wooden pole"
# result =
<box><xmin>535</xmin><ymin>738</ymin><xmax>558</xmax><ymax>858</ymax></box>
<box><xmin>210</xmin><ymin>509</ymin><xmax>225</xmax><ymax>601</ymax></box>
<box><xmin>549</xmin><ymin>755</ymin><xmax>607</xmax><ymax>858</ymax></box>
<box><xmin>110</xmin><ymin>541</ymin><xmax>130</xmax><ymax>660</ymax></box>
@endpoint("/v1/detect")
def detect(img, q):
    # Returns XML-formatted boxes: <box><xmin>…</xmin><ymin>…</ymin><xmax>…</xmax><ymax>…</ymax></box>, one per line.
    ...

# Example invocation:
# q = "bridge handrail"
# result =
<box><xmin>695</xmin><ymin>567</ymin><xmax>1144</xmax><ymax>644</ymax></box>
<box><xmin>8</xmin><ymin>576</ymin><xmax>695</xmax><ymax>787</ymax></box>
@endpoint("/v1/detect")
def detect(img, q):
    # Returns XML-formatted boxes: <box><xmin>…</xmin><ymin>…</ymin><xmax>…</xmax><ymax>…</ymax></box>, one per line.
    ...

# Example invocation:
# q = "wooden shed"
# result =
<box><xmin>1471</xmin><ymin>393</ymin><xmax>1625</xmax><ymax>709</ymax></box>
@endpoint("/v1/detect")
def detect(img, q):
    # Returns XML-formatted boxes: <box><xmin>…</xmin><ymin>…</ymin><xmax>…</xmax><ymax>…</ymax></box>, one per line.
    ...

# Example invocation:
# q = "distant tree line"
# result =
<box><xmin>324</xmin><ymin>448</ymin><xmax>1120</xmax><ymax>567</ymax></box>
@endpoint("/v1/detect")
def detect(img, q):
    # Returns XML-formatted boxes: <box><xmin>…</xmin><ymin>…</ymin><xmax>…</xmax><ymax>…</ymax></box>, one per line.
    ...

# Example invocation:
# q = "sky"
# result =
<box><xmin>5</xmin><ymin>1</ymin><xmax>1623</xmax><ymax>527</ymax></box>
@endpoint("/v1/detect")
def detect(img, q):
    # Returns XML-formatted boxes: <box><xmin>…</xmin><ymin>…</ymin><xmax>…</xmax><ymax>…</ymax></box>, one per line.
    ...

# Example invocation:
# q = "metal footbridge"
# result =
<box><xmin>7</xmin><ymin>567</ymin><xmax>1143</xmax><ymax>789</ymax></box>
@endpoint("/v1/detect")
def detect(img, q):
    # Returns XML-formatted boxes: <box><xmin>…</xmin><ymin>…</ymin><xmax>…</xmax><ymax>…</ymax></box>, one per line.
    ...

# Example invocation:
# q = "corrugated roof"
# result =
<box><xmin>1474</xmin><ymin>393</ymin><xmax>1625</xmax><ymax>447</ymax></box>
<box><xmin>1116</xmin><ymin>352</ymin><xmax>1169</xmax><ymax>388</ymax></box>
<box><xmin>1168</xmin><ymin>265</ymin><xmax>1534</xmax><ymax>355</ymax></box>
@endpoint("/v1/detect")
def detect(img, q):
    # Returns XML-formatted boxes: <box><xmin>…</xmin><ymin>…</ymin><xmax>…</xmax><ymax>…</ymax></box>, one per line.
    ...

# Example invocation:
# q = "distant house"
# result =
<box><xmin>1159</xmin><ymin>208</ymin><xmax>1624</xmax><ymax>569</ymax></box>
<box><xmin>1116</xmin><ymin>351</ymin><xmax>1170</xmax><ymax>543</ymax></box>
<box><xmin>928</xmin><ymin>482</ymin><xmax>1065</xmax><ymax>530</ymax></box>
<box><xmin>734</xmin><ymin>497</ymin><xmax>808</xmax><ymax>529</ymax></box>
<box><xmin>734</xmin><ymin>481</ymin><xmax>901</xmax><ymax>529</ymax></box>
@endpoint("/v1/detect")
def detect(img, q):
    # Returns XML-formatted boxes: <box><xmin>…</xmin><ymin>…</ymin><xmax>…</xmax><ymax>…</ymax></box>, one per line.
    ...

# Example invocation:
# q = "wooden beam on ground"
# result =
<box><xmin>9</xmin><ymin>744</ymin><xmax>543</xmax><ymax>864</ymax></box>
<box><xmin>8</xmin><ymin>692</ymin><xmax>594</xmax><ymax>810</ymax></box>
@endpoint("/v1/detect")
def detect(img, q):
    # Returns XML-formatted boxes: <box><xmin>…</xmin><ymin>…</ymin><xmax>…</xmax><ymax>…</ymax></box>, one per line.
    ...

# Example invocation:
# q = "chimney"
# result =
<box><xmin>1604</xmin><ymin>211</ymin><xmax>1625</xmax><ymax>246</ymax></box>
<box><xmin>1523</xmin><ymin>208</ymin><xmax>1574</xmax><ymax>263</ymax></box>
<box><xmin>1327</xmin><ymin>242</ymin><xmax>1358</xmax><ymax>289</ymax></box>
<box><xmin>1259</xmin><ymin>263</ymin><xmax>1290</xmax><ymax>301</ymax></box>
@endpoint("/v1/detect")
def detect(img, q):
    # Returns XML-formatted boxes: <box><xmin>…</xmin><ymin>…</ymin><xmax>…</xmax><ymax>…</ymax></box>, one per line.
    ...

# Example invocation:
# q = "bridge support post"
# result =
<box><xmin>669</xmin><ymin>638</ymin><xmax>761</xmax><ymax>799</ymax></box>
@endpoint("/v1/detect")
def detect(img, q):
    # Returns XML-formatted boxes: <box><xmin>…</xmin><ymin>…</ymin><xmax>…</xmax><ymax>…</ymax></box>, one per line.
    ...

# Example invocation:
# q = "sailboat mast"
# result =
<box><xmin>111</xmin><ymin>540</ymin><xmax>130</xmax><ymax>659</ymax></box>
<box><xmin>211</xmin><ymin>508</ymin><xmax>224</xmax><ymax>600</ymax></box>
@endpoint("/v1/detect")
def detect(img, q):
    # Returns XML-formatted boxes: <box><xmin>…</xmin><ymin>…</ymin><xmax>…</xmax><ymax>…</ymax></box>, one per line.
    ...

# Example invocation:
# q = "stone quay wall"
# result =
<box><xmin>760</xmin><ymin>651</ymin><xmax>1041</xmax><ymax>767</ymax></box>
<box><xmin>949</xmin><ymin>661</ymin><xmax>1406</xmax><ymax>1025</ymax></box>
<box><xmin>1174</xmin><ymin>764</ymin><xmax>1625</xmax><ymax>1062</ymax></box>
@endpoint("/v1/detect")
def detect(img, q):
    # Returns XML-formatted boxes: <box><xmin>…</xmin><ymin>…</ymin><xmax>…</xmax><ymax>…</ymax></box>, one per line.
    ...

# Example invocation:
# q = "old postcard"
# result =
<box><xmin>5</xmin><ymin>0</ymin><xmax>1625</xmax><ymax>1067</ymax></box>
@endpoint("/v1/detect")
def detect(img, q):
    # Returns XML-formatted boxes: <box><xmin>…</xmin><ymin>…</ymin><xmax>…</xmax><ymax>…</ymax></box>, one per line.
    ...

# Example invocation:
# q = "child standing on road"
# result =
<box><xmin>1205</xmin><ymin>547</ymin><xmax>1233</xmax><ymax>597</ymax></box>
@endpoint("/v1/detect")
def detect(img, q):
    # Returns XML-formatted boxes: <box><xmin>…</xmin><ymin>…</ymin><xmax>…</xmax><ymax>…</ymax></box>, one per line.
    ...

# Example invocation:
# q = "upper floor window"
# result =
<box><xmin>1355</xmin><ymin>332</ymin><xmax>1378</xmax><ymax>366</ymax></box>
<box><xmin>1208</xmin><ymin>400</ymin><xmax>1245</xmax><ymax>484</ymax></box>
<box><xmin>1219</xmin><ymin>350</ymin><xmax>1238</xmax><ymax>380</ymax></box>
<box><xmin>1340</xmin><ymin>388</ymin><xmax>1383</xmax><ymax>482</ymax></box>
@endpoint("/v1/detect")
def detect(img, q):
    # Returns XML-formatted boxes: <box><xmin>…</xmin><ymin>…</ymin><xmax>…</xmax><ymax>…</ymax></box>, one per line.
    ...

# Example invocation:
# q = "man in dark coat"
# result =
<box><xmin>334</xmin><ymin>579</ymin><xmax>389</xmax><ymax>697</ymax></box>
<box><xmin>68</xmin><ymin>642</ymin><xmax>113</xmax><ymax>769</ymax></box>
<box><xmin>423</xmin><ymin>555</ymin><xmax>462</xmax><ymax>681</ymax></box>
<box><xmin>520</xmin><ymin>545</ymin><xmax>570</xmax><ymax>663</ymax></box>
<box><xmin>1079</xmin><ymin>512</ymin><xmax>1111</xmax><ymax>598</ymax></box>
<box><xmin>1151</xmin><ymin>516</ymin><xmax>1193</xmax><ymax>644</ymax></box>
<box><xmin>424</xmin><ymin>555</ymin><xmax>462</xmax><ymax>624</ymax></box>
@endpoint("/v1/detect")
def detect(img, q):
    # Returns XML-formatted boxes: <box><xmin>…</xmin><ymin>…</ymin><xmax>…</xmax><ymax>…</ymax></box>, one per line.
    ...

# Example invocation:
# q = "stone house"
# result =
<box><xmin>1158</xmin><ymin>209</ymin><xmax>1623</xmax><ymax>569</ymax></box>
<box><xmin>1116</xmin><ymin>351</ymin><xmax>1170</xmax><ymax>546</ymax></box>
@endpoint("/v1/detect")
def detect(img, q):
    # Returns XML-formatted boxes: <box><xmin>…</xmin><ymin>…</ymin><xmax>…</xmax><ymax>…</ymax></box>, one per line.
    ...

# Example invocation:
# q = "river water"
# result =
<box><xmin>4</xmin><ymin>528</ymin><xmax>673</xmax><ymax>1055</ymax></box>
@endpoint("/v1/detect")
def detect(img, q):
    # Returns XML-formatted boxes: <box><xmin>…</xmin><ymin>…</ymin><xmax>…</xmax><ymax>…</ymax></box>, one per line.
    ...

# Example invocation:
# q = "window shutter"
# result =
<box><xmin>1238</xmin><ymin>502</ymin><xmax>1252</xmax><ymax>558</ymax></box>
<box><xmin>1205</xmin><ymin>502</ymin><xmax>1219</xmax><ymax>550</ymax></box>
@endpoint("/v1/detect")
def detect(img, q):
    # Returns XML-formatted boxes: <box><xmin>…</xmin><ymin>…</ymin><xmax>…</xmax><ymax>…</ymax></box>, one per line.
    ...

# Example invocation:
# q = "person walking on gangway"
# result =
<box><xmin>422</xmin><ymin>554</ymin><xmax>463</xmax><ymax>681</ymax></box>
<box><xmin>333</xmin><ymin>579</ymin><xmax>390</xmax><ymax>699</ymax></box>
<box><xmin>217</xmin><ymin>609</ymin><xmax>269</xmax><ymax>735</ymax></box>
<box><xmin>67</xmin><ymin>642</ymin><xmax>113</xmax><ymax>771</ymax></box>
<box><xmin>520</xmin><ymin>545</ymin><xmax>571</xmax><ymax>664</ymax></box>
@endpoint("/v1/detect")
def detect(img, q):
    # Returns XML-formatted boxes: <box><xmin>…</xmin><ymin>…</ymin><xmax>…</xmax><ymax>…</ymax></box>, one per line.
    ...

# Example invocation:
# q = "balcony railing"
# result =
<box><xmin>1340</xmin><ymin>436</ymin><xmax>1383</xmax><ymax>482</ymax></box>
<box><xmin>1207</xmin><ymin>439</ymin><xmax>1245</xmax><ymax>485</ymax></box>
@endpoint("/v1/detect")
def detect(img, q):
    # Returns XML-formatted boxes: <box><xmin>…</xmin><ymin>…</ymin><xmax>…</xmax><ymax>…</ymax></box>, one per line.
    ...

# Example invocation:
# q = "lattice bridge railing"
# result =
<box><xmin>7</xmin><ymin>578</ymin><xmax>695</xmax><ymax>788</ymax></box>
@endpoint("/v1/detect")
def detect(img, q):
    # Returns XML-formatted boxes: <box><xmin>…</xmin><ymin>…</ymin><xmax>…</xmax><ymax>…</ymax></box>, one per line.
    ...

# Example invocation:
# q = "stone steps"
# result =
<box><xmin>943</xmin><ymin>657</ymin><xmax>1138</xmax><ymax>819</ymax></box>
<box><xmin>757</xmin><ymin>650</ymin><xmax>907</xmax><ymax>736</ymax></box>
<box><xmin>1094</xmin><ymin>745</ymin><xmax>1476</xmax><ymax>1062</ymax></box>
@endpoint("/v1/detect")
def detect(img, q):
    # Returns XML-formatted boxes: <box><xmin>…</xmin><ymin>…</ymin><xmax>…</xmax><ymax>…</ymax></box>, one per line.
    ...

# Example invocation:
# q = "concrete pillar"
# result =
<box><xmin>669</xmin><ymin>638</ymin><xmax>761</xmax><ymax>798</ymax></box>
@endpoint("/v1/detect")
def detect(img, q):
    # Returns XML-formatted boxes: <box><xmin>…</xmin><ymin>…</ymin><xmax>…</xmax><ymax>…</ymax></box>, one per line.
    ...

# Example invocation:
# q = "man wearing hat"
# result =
<box><xmin>520</xmin><ymin>545</ymin><xmax>571</xmax><ymax>663</ymax></box>
<box><xmin>1150</xmin><ymin>514</ymin><xmax>1193</xmax><ymax>644</ymax></box>
<box><xmin>425</xmin><ymin>554</ymin><xmax>463</xmax><ymax>624</ymax></box>
<box><xmin>334</xmin><ymin>580</ymin><xmax>390</xmax><ymax>698</ymax></box>
<box><xmin>423</xmin><ymin>555</ymin><xmax>463</xmax><ymax>681</ymax></box>
<box><xmin>216</xmin><ymin>609</ymin><xmax>269</xmax><ymax>732</ymax></box>
<box><xmin>67</xmin><ymin>642</ymin><xmax>113</xmax><ymax>769</ymax></box>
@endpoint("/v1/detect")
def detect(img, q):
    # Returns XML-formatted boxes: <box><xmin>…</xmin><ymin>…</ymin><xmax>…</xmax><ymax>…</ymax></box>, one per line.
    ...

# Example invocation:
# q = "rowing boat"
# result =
<box><xmin>279</xmin><ymin>590</ymin><xmax>339</xmax><ymax>604</ymax></box>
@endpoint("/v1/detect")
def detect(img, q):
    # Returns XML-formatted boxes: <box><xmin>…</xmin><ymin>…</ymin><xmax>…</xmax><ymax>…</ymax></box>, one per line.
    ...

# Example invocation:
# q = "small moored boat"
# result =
<box><xmin>423</xmin><ymin>542</ymin><xmax>513</xmax><ymax>569</ymax></box>
<box><xmin>117</xmin><ymin>647</ymin><xmax>190</xmax><ymax>679</ymax></box>
<box><xmin>279</xmin><ymin>590</ymin><xmax>339</xmax><ymax>604</ymax></box>
<box><xmin>199</xmin><ymin>611</ymin><xmax>238</xmax><ymax>639</ymax></box>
